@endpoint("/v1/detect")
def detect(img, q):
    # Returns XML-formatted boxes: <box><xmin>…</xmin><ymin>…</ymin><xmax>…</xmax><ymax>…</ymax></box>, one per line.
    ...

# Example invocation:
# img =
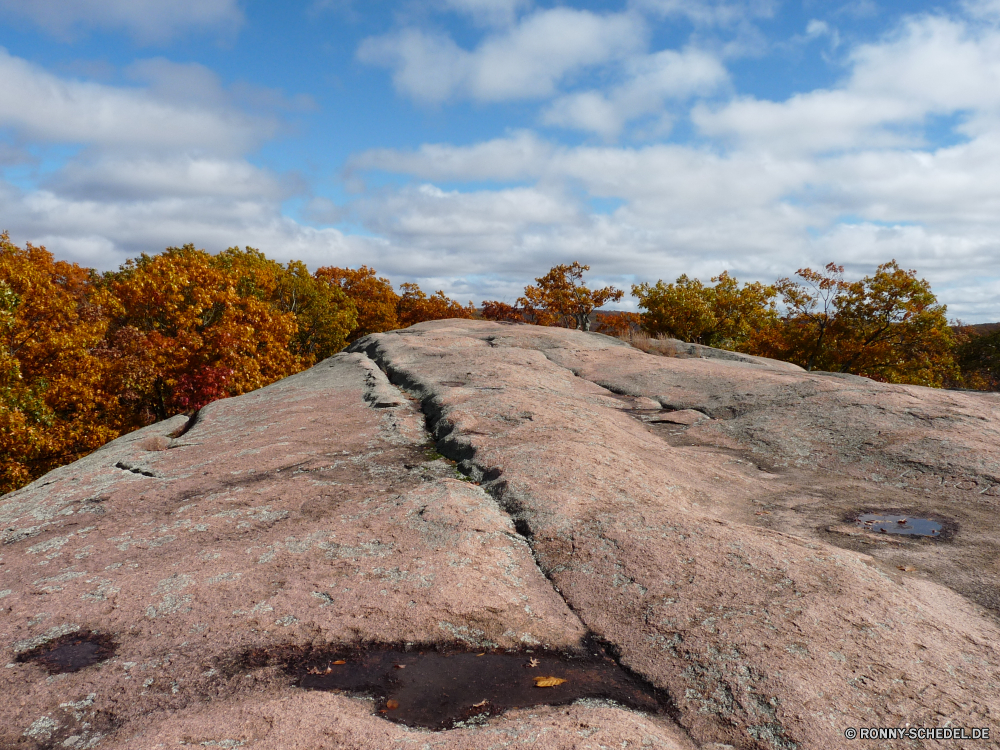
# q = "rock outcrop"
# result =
<box><xmin>2</xmin><ymin>319</ymin><xmax>999</xmax><ymax>749</ymax></box>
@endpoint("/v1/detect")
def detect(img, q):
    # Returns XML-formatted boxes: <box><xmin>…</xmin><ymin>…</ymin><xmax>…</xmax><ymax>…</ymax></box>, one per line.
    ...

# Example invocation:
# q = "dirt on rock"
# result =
<box><xmin>2</xmin><ymin>320</ymin><xmax>999</xmax><ymax>749</ymax></box>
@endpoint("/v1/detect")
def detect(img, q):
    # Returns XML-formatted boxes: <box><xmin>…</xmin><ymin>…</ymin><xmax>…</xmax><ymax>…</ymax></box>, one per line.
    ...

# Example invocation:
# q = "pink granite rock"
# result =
<box><xmin>3</xmin><ymin>321</ymin><xmax>1000</xmax><ymax>750</ymax></box>
<box><xmin>349</xmin><ymin>320</ymin><xmax>1000</xmax><ymax>749</ymax></box>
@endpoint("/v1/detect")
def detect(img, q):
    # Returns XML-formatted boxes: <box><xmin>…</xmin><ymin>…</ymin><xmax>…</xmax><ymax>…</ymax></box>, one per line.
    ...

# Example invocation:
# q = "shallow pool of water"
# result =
<box><xmin>16</xmin><ymin>630</ymin><xmax>117</xmax><ymax>673</ymax></box>
<box><xmin>277</xmin><ymin>642</ymin><xmax>666</xmax><ymax>730</ymax></box>
<box><xmin>856</xmin><ymin>513</ymin><xmax>942</xmax><ymax>537</ymax></box>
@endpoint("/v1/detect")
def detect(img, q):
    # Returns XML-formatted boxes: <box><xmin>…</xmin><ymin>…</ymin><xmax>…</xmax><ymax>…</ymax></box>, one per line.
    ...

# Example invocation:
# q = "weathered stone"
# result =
<box><xmin>2</xmin><ymin>320</ymin><xmax>999</xmax><ymax>750</ymax></box>
<box><xmin>645</xmin><ymin>408</ymin><xmax>708</xmax><ymax>425</ymax></box>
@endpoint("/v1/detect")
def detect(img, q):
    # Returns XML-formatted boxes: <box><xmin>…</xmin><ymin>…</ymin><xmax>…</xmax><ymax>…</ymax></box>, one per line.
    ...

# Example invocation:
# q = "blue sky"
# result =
<box><xmin>2</xmin><ymin>1</ymin><xmax>1000</xmax><ymax>320</ymax></box>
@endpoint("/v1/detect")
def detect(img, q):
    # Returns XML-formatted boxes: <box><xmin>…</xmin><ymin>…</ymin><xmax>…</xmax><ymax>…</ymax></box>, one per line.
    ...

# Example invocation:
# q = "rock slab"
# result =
<box><xmin>2</xmin><ymin>320</ymin><xmax>999</xmax><ymax>749</ymax></box>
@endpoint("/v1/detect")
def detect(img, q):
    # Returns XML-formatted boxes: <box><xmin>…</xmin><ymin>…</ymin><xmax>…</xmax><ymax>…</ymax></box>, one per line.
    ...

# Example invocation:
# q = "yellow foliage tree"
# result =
<box><xmin>632</xmin><ymin>271</ymin><xmax>778</xmax><ymax>350</ymax></box>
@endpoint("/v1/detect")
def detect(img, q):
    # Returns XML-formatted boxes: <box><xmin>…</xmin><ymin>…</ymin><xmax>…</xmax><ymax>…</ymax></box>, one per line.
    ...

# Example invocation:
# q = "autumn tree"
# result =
<box><xmin>757</xmin><ymin>263</ymin><xmax>851</xmax><ymax>371</ymax></box>
<box><xmin>632</xmin><ymin>271</ymin><xmax>778</xmax><ymax>351</ymax></box>
<box><xmin>397</xmin><ymin>283</ymin><xmax>476</xmax><ymax>327</ymax></box>
<box><xmin>518</xmin><ymin>262</ymin><xmax>623</xmax><ymax>331</ymax></box>
<box><xmin>480</xmin><ymin>300</ymin><xmax>525</xmax><ymax>323</ymax></box>
<box><xmin>0</xmin><ymin>233</ymin><xmax>119</xmax><ymax>493</ymax></box>
<box><xmin>761</xmin><ymin>261</ymin><xmax>956</xmax><ymax>386</ymax></box>
<box><xmin>215</xmin><ymin>248</ymin><xmax>356</xmax><ymax>362</ymax></box>
<box><xmin>954</xmin><ymin>327</ymin><xmax>1000</xmax><ymax>390</ymax></box>
<box><xmin>314</xmin><ymin>265</ymin><xmax>399</xmax><ymax>342</ymax></box>
<box><xmin>592</xmin><ymin>311</ymin><xmax>642</xmax><ymax>337</ymax></box>
<box><xmin>101</xmin><ymin>244</ymin><xmax>308</xmax><ymax>423</ymax></box>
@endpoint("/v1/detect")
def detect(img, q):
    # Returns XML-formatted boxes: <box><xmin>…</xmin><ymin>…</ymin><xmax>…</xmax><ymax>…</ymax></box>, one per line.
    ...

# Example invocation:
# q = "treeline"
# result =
<box><xmin>484</xmin><ymin>261</ymin><xmax>997</xmax><ymax>390</ymax></box>
<box><xmin>0</xmin><ymin>236</ymin><xmax>480</xmax><ymax>493</ymax></box>
<box><xmin>1</xmin><ymin>236</ymin><xmax>997</xmax><ymax>494</ymax></box>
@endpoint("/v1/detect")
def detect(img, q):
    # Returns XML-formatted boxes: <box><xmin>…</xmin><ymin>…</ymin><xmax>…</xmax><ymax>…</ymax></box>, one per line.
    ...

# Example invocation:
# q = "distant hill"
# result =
<box><xmin>961</xmin><ymin>323</ymin><xmax>1000</xmax><ymax>335</ymax></box>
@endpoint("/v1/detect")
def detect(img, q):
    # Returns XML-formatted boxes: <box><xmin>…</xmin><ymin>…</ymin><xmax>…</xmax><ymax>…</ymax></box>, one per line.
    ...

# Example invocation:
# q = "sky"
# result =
<box><xmin>2</xmin><ymin>1</ymin><xmax>1000</xmax><ymax>320</ymax></box>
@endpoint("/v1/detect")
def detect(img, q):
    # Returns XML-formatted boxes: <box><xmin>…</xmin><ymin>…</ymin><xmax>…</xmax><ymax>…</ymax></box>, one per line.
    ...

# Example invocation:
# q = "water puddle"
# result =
<box><xmin>16</xmin><ymin>630</ymin><xmax>117</xmax><ymax>674</ymax></box>
<box><xmin>855</xmin><ymin>513</ymin><xmax>943</xmax><ymax>537</ymax></box>
<box><xmin>250</xmin><ymin>641</ymin><xmax>667</xmax><ymax>730</ymax></box>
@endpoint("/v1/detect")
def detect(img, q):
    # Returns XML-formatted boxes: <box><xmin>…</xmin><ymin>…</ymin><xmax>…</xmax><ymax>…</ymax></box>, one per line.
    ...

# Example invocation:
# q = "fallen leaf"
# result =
<box><xmin>394</xmin><ymin>664</ymin><xmax>406</xmax><ymax>669</ymax></box>
<box><xmin>476</xmin><ymin>653</ymin><xmax>485</xmax><ymax>657</ymax></box>
<box><xmin>386</xmin><ymin>700</ymin><xmax>399</xmax><ymax>710</ymax></box>
<box><xmin>533</xmin><ymin>676</ymin><xmax>567</xmax><ymax>688</ymax></box>
<box><xmin>527</xmin><ymin>658</ymin><xmax>540</xmax><ymax>668</ymax></box>
<box><xmin>473</xmin><ymin>699</ymin><xmax>488</xmax><ymax>707</ymax></box>
<box><xmin>332</xmin><ymin>660</ymin><xmax>346</xmax><ymax>665</ymax></box>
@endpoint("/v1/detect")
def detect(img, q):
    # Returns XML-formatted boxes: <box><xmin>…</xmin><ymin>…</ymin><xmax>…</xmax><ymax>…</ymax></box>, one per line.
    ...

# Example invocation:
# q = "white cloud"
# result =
<box><xmin>46</xmin><ymin>154</ymin><xmax>292</xmax><ymax>201</ymax></box>
<box><xmin>355</xmin><ymin>184</ymin><xmax>580</xmax><ymax>243</ymax></box>
<box><xmin>440</xmin><ymin>0</ymin><xmax>531</xmax><ymax>27</ymax></box>
<box><xmin>631</xmin><ymin>0</ymin><xmax>777</xmax><ymax>27</ymax></box>
<box><xmin>0</xmin><ymin>48</ymin><xmax>272</xmax><ymax>153</ymax></box>
<box><xmin>694</xmin><ymin>16</ymin><xmax>1000</xmax><ymax>154</ymax></box>
<box><xmin>358</xmin><ymin>30</ymin><xmax>470</xmax><ymax>103</ymax></box>
<box><xmin>1</xmin><ymin>178</ymin><xmax>370</xmax><ymax>273</ymax></box>
<box><xmin>349</xmin><ymin>130</ymin><xmax>552</xmax><ymax>181</ymax></box>
<box><xmin>963</xmin><ymin>0</ymin><xmax>1000</xmax><ymax>22</ymax></box>
<box><xmin>543</xmin><ymin>93</ymin><xmax>627</xmax><ymax>139</ymax></box>
<box><xmin>543</xmin><ymin>47</ymin><xmax>729</xmax><ymax>137</ymax></box>
<box><xmin>0</xmin><ymin>0</ymin><xmax>243</xmax><ymax>43</ymax></box>
<box><xmin>358</xmin><ymin>8</ymin><xmax>645</xmax><ymax>102</ymax></box>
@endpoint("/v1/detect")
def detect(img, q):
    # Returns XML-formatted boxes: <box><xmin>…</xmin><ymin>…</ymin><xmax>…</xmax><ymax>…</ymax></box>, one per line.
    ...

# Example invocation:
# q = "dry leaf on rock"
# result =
<box><xmin>533</xmin><ymin>676</ymin><xmax>567</xmax><ymax>687</ymax></box>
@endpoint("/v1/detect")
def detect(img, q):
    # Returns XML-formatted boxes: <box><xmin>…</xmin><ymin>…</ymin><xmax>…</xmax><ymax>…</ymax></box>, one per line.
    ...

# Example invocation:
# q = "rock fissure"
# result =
<box><xmin>113</xmin><ymin>460</ymin><xmax>159</xmax><ymax>478</ymax></box>
<box><xmin>351</xmin><ymin>338</ymin><xmax>693</xmax><ymax>736</ymax></box>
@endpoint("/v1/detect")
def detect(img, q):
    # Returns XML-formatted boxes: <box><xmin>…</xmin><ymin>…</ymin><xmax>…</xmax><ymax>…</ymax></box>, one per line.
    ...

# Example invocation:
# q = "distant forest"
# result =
<box><xmin>2</xmin><ymin>233</ymin><xmax>998</xmax><ymax>494</ymax></box>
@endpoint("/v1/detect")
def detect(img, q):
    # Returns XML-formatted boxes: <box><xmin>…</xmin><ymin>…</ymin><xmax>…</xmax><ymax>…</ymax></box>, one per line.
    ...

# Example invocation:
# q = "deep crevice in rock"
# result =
<box><xmin>113</xmin><ymin>460</ymin><xmax>158</xmax><ymax>478</ymax></box>
<box><xmin>169</xmin><ymin>407</ymin><xmax>203</xmax><ymax>439</ymax></box>
<box><xmin>349</xmin><ymin>337</ymin><xmax>688</xmax><ymax>731</ymax></box>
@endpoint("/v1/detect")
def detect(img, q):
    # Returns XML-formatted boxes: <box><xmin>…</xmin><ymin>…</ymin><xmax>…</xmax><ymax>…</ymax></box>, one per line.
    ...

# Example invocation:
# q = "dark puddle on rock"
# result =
<box><xmin>249</xmin><ymin>640</ymin><xmax>666</xmax><ymax>730</ymax></box>
<box><xmin>856</xmin><ymin>513</ymin><xmax>943</xmax><ymax>537</ymax></box>
<box><xmin>16</xmin><ymin>630</ymin><xmax>117</xmax><ymax>673</ymax></box>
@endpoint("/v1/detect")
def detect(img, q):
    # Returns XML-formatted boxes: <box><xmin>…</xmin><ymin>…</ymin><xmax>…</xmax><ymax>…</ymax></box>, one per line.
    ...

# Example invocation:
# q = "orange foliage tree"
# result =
<box><xmin>758</xmin><ymin>261</ymin><xmax>957</xmax><ymax>385</ymax></box>
<box><xmin>0</xmin><ymin>233</ymin><xmax>120</xmax><ymax>493</ymax></box>
<box><xmin>315</xmin><ymin>265</ymin><xmax>400</xmax><ymax>342</ymax></box>
<box><xmin>397</xmin><ymin>283</ymin><xmax>476</xmax><ymax>327</ymax></box>
<box><xmin>592</xmin><ymin>311</ymin><xmax>642</xmax><ymax>337</ymax></box>
<box><xmin>100</xmin><ymin>244</ymin><xmax>356</xmax><ymax>426</ymax></box>
<box><xmin>480</xmin><ymin>300</ymin><xmax>525</xmax><ymax>323</ymax></box>
<box><xmin>517</xmin><ymin>262</ymin><xmax>623</xmax><ymax>331</ymax></box>
<box><xmin>316</xmin><ymin>266</ymin><xmax>476</xmax><ymax>338</ymax></box>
